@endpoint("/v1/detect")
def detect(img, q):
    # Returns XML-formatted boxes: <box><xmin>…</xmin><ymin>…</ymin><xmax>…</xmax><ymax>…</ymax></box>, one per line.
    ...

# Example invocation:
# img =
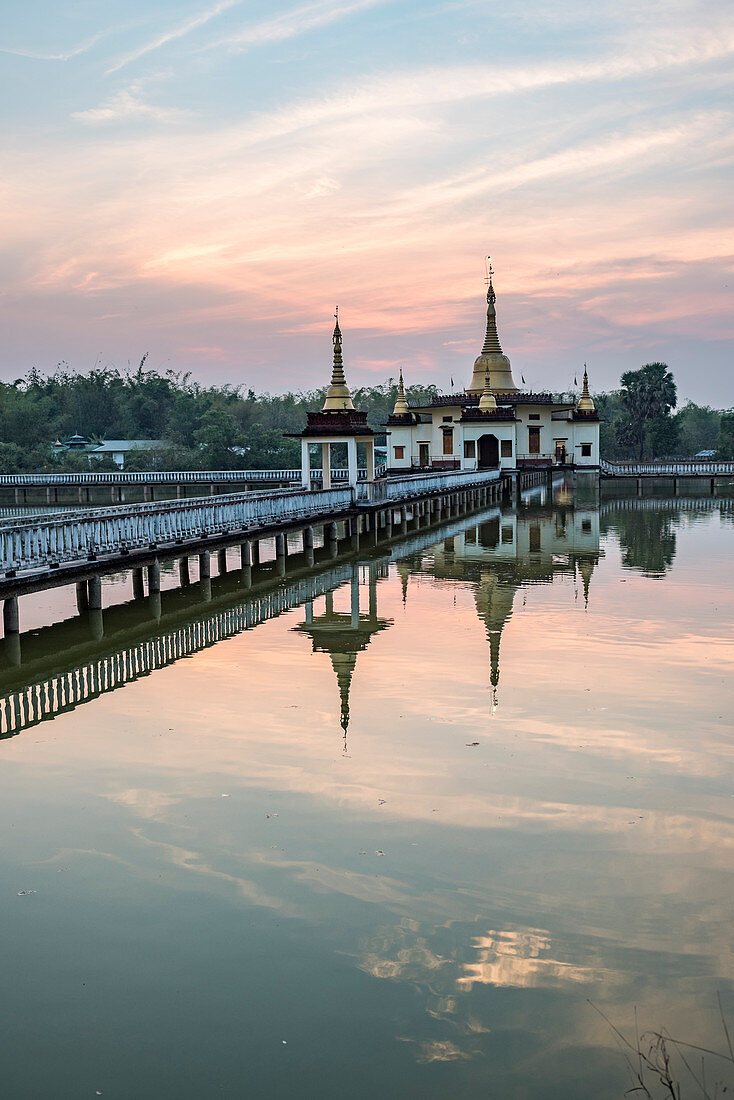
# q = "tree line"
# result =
<box><xmin>0</xmin><ymin>359</ymin><xmax>730</xmax><ymax>472</ymax></box>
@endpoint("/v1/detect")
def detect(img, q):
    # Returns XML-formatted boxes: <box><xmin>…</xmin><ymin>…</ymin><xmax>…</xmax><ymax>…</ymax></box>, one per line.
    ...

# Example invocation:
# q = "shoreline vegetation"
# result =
<box><xmin>0</xmin><ymin>361</ymin><xmax>731</xmax><ymax>473</ymax></box>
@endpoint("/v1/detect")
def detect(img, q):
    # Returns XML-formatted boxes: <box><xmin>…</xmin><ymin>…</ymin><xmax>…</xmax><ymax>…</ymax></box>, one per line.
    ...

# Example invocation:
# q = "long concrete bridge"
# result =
<box><xmin>600</xmin><ymin>458</ymin><xmax>734</xmax><ymax>494</ymax></box>
<box><xmin>0</xmin><ymin>467</ymin><xmax>506</xmax><ymax>641</ymax></box>
<box><xmin>0</xmin><ymin>467</ymin><xmax>384</xmax><ymax>504</ymax></box>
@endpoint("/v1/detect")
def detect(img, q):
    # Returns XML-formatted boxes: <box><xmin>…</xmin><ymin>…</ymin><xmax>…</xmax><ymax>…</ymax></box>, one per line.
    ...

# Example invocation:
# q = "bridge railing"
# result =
<box><xmin>0</xmin><ymin>487</ymin><xmax>354</xmax><ymax>574</ymax></box>
<box><xmin>600</xmin><ymin>459</ymin><xmax>734</xmax><ymax>476</ymax></box>
<box><xmin>363</xmin><ymin>467</ymin><xmax>501</xmax><ymax>503</ymax></box>
<box><xmin>0</xmin><ymin>467</ymin><xmax>499</xmax><ymax>575</ymax></box>
<box><xmin>0</xmin><ymin>468</ymin><xmax>375</xmax><ymax>487</ymax></box>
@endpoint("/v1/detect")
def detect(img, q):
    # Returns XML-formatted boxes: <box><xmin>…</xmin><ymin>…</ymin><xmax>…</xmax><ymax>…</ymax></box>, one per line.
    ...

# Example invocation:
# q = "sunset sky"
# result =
<box><xmin>2</xmin><ymin>0</ymin><xmax>732</xmax><ymax>404</ymax></box>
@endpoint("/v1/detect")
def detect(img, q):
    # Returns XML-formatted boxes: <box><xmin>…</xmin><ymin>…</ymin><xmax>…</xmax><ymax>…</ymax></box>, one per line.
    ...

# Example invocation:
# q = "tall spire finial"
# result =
<box><xmin>577</xmin><ymin>363</ymin><xmax>595</xmax><ymax>412</ymax></box>
<box><xmin>322</xmin><ymin>306</ymin><xmax>355</xmax><ymax>411</ymax></box>
<box><xmin>482</xmin><ymin>261</ymin><xmax>502</xmax><ymax>354</ymax></box>
<box><xmin>486</xmin><ymin>256</ymin><xmax>495</xmax><ymax>304</ymax></box>
<box><xmin>392</xmin><ymin>367</ymin><xmax>409</xmax><ymax>415</ymax></box>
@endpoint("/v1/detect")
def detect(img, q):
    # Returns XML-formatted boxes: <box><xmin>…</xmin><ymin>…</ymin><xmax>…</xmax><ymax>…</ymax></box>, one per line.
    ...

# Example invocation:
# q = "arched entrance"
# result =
<box><xmin>478</xmin><ymin>434</ymin><xmax>499</xmax><ymax>469</ymax></box>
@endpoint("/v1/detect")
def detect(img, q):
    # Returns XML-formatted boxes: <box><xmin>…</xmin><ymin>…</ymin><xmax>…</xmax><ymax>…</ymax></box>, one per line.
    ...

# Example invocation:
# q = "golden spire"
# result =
<box><xmin>467</xmin><ymin>259</ymin><xmax>519</xmax><ymax>394</ymax></box>
<box><xmin>322</xmin><ymin>307</ymin><xmax>355</xmax><ymax>412</ymax></box>
<box><xmin>392</xmin><ymin>369</ymin><xmax>409</xmax><ymax>415</ymax></box>
<box><xmin>478</xmin><ymin>368</ymin><xmax>497</xmax><ymax>411</ymax></box>
<box><xmin>577</xmin><ymin>365</ymin><xmax>595</xmax><ymax>412</ymax></box>
<box><xmin>481</xmin><ymin>264</ymin><xmax>503</xmax><ymax>356</ymax></box>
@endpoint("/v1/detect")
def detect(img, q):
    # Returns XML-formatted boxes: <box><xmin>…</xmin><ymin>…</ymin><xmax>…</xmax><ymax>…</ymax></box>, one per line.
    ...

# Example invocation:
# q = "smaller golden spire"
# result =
<box><xmin>478</xmin><ymin>368</ymin><xmax>497</xmax><ymax>411</ymax></box>
<box><xmin>322</xmin><ymin>307</ymin><xmax>355</xmax><ymax>412</ymax></box>
<box><xmin>392</xmin><ymin>368</ymin><xmax>409</xmax><ymax>415</ymax></box>
<box><xmin>577</xmin><ymin>365</ymin><xmax>595</xmax><ymax>412</ymax></box>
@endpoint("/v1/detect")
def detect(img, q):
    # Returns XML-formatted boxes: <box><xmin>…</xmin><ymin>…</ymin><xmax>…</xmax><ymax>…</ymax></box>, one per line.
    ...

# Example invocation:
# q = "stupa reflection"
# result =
<box><xmin>293</xmin><ymin>562</ymin><xmax>392</xmax><ymax>749</ymax></box>
<box><xmin>291</xmin><ymin>504</ymin><xmax>602</xmax><ymax>731</ymax></box>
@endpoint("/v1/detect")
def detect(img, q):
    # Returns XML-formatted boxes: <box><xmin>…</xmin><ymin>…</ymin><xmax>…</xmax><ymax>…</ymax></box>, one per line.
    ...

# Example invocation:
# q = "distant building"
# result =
<box><xmin>53</xmin><ymin>434</ymin><xmax>92</xmax><ymax>454</ymax></box>
<box><xmin>52</xmin><ymin>437</ymin><xmax>166</xmax><ymax>468</ymax></box>
<box><xmin>385</xmin><ymin>266</ymin><xmax>601</xmax><ymax>473</ymax></box>
<box><xmin>89</xmin><ymin>440</ymin><xmax>166</xmax><ymax>469</ymax></box>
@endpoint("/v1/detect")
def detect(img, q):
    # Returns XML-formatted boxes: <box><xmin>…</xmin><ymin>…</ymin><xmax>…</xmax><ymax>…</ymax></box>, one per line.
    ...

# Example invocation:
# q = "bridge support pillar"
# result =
<box><xmin>217</xmin><ymin>549</ymin><xmax>228</xmax><ymax>575</ymax></box>
<box><xmin>148</xmin><ymin>559</ymin><xmax>161</xmax><ymax>594</ymax></box>
<box><xmin>199</xmin><ymin>550</ymin><xmax>211</xmax><ymax>579</ymax></box>
<box><xmin>89</xmin><ymin>607</ymin><xmax>104</xmax><ymax>642</ymax></box>
<box><xmin>78</xmin><ymin>487</ymin><xmax>84</xmax><ymax>504</ymax></box>
<box><xmin>143</xmin><ymin>485</ymin><xmax>151</xmax><ymax>502</ymax></box>
<box><xmin>46</xmin><ymin>487</ymin><xmax>51</xmax><ymax>504</ymax></box>
<box><xmin>711</xmin><ymin>477</ymin><xmax>716</xmax><ymax>495</ymax></box>
<box><xmin>149</xmin><ymin>591</ymin><xmax>162</xmax><ymax>622</ymax></box>
<box><xmin>251</xmin><ymin>540</ymin><xmax>260</xmax><ymax>565</ymax></box>
<box><xmin>87</xmin><ymin>575</ymin><xmax>102</xmax><ymax>611</ymax></box>
<box><xmin>132</xmin><ymin>568</ymin><xmax>145</xmax><ymax>600</ymax></box>
<box><xmin>3</xmin><ymin>596</ymin><xmax>19</xmax><ymax>636</ymax></box>
<box><xmin>76</xmin><ymin>580</ymin><xmax>88</xmax><ymax>614</ymax></box>
<box><xmin>13</xmin><ymin>488</ymin><xmax>19</xmax><ymax>505</ymax></box>
<box><xmin>636</xmin><ymin>478</ymin><xmax>643</xmax><ymax>496</ymax></box>
<box><xmin>673</xmin><ymin>477</ymin><xmax>680</xmax><ymax>496</ymax></box>
<box><xmin>302</xmin><ymin>526</ymin><xmax>314</xmax><ymax>553</ymax></box>
<box><xmin>350</xmin><ymin>518</ymin><xmax>360</xmax><ymax>550</ymax></box>
<box><xmin>275</xmin><ymin>532</ymin><xmax>286</xmax><ymax>560</ymax></box>
<box><xmin>240</xmin><ymin>541</ymin><xmax>251</xmax><ymax>567</ymax></box>
<box><xmin>325</xmin><ymin>522</ymin><xmax>338</xmax><ymax>557</ymax></box>
<box><xmin>179</xmin><ymin>557</ymin><xmax>190</xmax><ymax>586</ymax></box>
<box><xmin>400</xmin><ymin>506</ymin><xmax>408</xmax><ymax>535</ymax></box>
<box><xmin>176</xmin><ymin>484</ymin><xmax>182</xmax><ymax>499</ymax></box>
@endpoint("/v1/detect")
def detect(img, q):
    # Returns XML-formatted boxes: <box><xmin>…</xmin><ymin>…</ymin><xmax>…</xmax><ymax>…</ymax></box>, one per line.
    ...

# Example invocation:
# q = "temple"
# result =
<box><xmin>299</xmin><ymin>309</ymin><xmax>376</xmax><ymax>489</ymax></box>
<box><xmin>385</xmin><ymin>266</ymin><xmax>601</xmax><ymax>474</ymax></box>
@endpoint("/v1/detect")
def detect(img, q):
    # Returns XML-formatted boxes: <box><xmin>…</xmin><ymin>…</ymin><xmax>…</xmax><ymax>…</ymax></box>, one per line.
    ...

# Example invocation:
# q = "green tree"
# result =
<box><xmin>676</xmin><ymin>402</ymin><xmax>721</xmax><ymax>456</ymax></box>
<box><xmin>717</xmin><ymin>411</ymin><xmax>734</xmax><ymax>459</ymax></box>
<box><xmin>617</xmin><ymin>362</ymin><xmax>677</xmax><ymax>459</ymax></box>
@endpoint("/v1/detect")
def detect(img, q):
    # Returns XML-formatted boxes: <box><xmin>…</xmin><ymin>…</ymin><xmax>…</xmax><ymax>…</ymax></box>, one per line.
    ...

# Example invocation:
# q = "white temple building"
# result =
<box><xmin>385</xmin><ymin>268</ymin><xmax>601</xmax><ymax>474</ymax></box>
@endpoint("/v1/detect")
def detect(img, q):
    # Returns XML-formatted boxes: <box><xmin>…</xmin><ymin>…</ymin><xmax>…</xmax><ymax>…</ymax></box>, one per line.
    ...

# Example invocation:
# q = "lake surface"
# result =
<box><xmin>1</xmin><ymin>486</ymin><xmax>732</xmax><ymax>1098</ymax></box>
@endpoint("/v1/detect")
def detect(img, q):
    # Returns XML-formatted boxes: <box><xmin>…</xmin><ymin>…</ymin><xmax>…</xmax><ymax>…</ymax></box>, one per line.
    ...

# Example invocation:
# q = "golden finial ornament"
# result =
<box><xmin>577</xmin><ymin>365</ymin><xmax>595</xmax><ymax>412</ymax></box>
<box><xmin>322</xmin><ymin>306</ymin><xmax>355</xmax><ymax>412</ymax></box>
<box><xmin>478</xmin><ymin>367</ymin><xmax>497</xmax><ymax>411</ymax></box>
<box><xmin>392</xmin><ymin>368</ymin><xmax>409</xmax><ymax>415</ymax></box>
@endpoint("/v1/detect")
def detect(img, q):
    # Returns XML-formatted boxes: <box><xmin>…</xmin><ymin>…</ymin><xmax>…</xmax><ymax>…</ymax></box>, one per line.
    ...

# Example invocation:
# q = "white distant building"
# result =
<box><xmin>384</xmin><ymin>267</ymin><xmax>601</xmax><ymax>474</ymax></box>
<box><xmin>89</xmin><ymin>439</ymin><xmax>166</xmax><ymax>469</ymax></box>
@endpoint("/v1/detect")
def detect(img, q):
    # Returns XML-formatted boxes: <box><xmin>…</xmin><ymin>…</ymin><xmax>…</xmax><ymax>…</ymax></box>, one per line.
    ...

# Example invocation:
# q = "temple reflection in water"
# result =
<box><xmin>0</xmin><ymin>496</ymin><xmax>603</xmax><ymax>739</ymax></box>
<box><xmin>293</xmin><ymin>562</ymin><xmax>392</xmax><ymax>747</ymax></box>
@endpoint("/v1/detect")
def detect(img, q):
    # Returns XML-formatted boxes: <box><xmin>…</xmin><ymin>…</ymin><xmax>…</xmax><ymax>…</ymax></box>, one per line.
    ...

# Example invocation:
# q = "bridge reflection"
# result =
<box><xmin>0</xmin><ymin>507</ymin><xmax>500</xmax><ymax>739</ymax></box>
<box><xmin>0</xmin><ymin>496</ymin><xmax>642</xmax><ymax>740</ymax></box>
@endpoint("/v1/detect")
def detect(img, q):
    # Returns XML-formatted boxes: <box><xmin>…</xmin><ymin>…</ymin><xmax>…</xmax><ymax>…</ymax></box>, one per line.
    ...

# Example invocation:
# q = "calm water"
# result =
<box><xmin>1</xmin><ymin>488</ymin><xmax>733</xmax><ymax>1098</ymax></box>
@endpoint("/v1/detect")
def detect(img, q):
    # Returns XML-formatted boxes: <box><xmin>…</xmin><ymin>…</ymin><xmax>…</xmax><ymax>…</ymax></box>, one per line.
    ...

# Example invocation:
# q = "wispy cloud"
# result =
<box><xmin>0</xmin><ymin>29</ymin><xmax>108</xmax><ymax>62</ymax></box>
<box><xmin>214</xmin><ymin>0</ymin><xmax>393</xmax><ymax>51</ymax></box>
<box><xmin>72</xmin><ymin>81</ymin><xmax>193</xmax><ymax>124</ymax></box>
<box><xmin>106</xmin><ymin>0</ymin><xmax>246</xmax><ymax>75</ymax></box>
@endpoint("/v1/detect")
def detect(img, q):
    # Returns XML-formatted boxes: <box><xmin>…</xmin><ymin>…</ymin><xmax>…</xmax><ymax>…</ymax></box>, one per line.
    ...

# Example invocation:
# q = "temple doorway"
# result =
<box><xmin>478</xmin><ymin>434</ymin><xmax>499</xmax><ymax>469</ymax></box>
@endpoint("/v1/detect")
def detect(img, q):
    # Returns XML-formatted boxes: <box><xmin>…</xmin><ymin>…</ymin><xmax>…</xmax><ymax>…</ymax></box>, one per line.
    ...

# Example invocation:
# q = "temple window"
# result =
<box><xmin>581</xmin><ymin>443</ymin><xmax>592</xmax><ymax>457</ymax></box>
<box><xmin>442</xmin><ymin>429</ymin><xmax>454</xmax><ymax>455</ymax></box>
<box><xmin>528</xmin><ymin>427</ymin><xmax>541</xmax><ymax>454</ymax></box>
<box><xmin>529</xmin><ymin>413</ymin><xmax>540</xmax><ymax>421</ymax></box>
<box><xmin>394</xmin><ymin>446</ymin><xmax>405</xmax><ymax>459</ymax></box>
<box><xmin>500</xmin><ymin>439</ymin><xmax>513</xmax><ymax>457</ymax></box>
<box><xmin>464</xmin><ymin>440</ymin><xmax>476</xmax><ymax>459</ymax></box>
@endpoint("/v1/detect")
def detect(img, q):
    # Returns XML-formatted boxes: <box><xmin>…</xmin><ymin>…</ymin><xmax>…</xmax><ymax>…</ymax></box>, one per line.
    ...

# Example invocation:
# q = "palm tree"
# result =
<box><xmin>618</xmin><ymin>362</ymin><xmax>677</xmax><ymax>459</ymax></box>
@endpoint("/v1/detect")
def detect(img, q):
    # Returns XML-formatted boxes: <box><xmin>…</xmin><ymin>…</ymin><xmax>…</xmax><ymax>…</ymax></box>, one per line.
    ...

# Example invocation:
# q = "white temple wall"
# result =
<box><xmin>568</xmin><ymin>422</ymin><xmax>600</xmax><ymax>466</ymax></box>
